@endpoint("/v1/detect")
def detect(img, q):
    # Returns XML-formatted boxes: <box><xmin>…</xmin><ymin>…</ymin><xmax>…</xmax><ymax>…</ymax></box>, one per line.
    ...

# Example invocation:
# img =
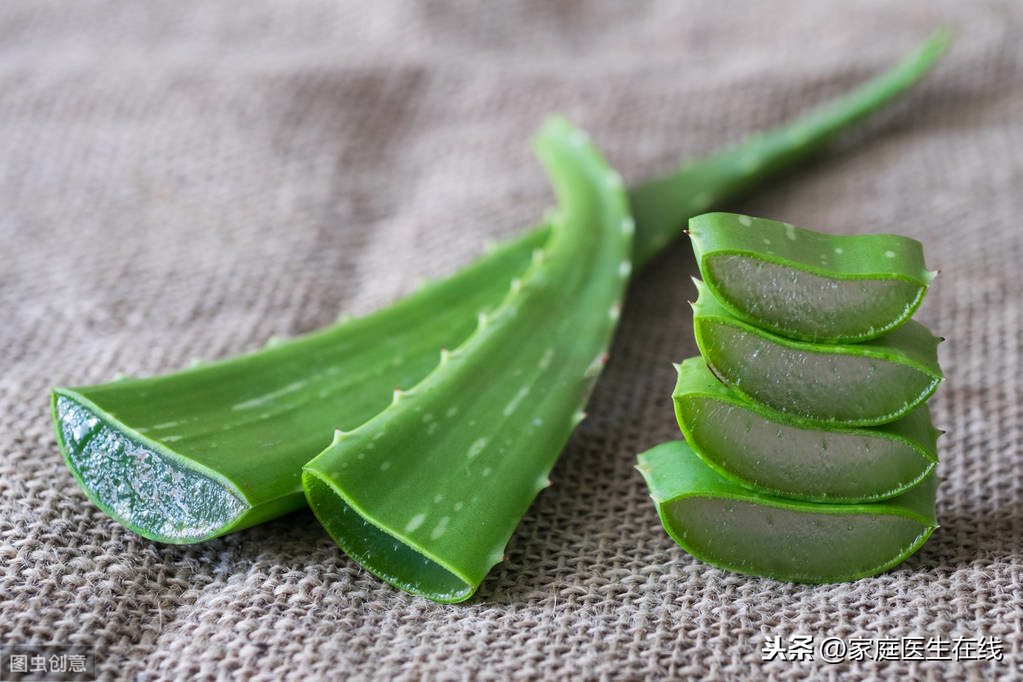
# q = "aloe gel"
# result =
<box><xmin>637</xmin><ymin>441</ymin><xmax>937</xmax><ymax>583</ymax></box>
<box><xmin>689</xmin><ymin>212</ymin><xmax>936</xmax><ymax>342</ymax></box>
<box><xmin>692</xmin><ymin>280</ymin><xmax>943</xmax><ymax>426</ymax></box>
<box><xmin>673</xmin><ymin>358</ymin><xmax>938</xmax><ymax>502</ymax></box>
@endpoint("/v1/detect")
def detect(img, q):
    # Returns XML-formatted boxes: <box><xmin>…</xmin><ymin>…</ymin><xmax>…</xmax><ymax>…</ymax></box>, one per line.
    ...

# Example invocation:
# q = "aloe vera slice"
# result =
<box><xmin>688</xmin><ymin>213</ymin><xmax>936</xmax><ymax>342</ymax></box>
<box><xmin>51</xmin><ymin>33</ymin><xmax>950</xmax><ymax>545</ymax></box>
<box><xmin>692</xmin><ymin>280</ymin><xmax>942</xmax><ymax>426</ymax></box>
<box><xmin>637</xmin><ymin>440</ymin><xmax>937</xmax><ymax>583</ymax></box>
<box><xmin>302</xmin><ymin>116</ymin><xmax>631</xmax><ymax>602</ymax></box>
<box><xmin>672</xmin><ymin>358</ymin><xmax>938</xmax><ymax>502</ymax></box>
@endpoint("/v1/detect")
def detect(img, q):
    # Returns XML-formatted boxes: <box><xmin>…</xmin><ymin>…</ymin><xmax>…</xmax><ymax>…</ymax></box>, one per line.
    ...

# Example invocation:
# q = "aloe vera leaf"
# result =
<box><xmin>302</xmin><ymin>116</ymin><xmax>631</xmax><ymax>603</ymax></box>
<box><xmin>629</xmin><ymin>31</ymin><xmax>950</xmax><ymax>267</ymax></box>
<box><xmin>692</xmin><ymin>279</ymin><xmax>943</xmax><ymax>426</ymax></box>
<box><xmin>637</xmin><ymin>440</ymin><xmax>937</xmax><ymax>583</ymax></box>
<box><xmin>688</xmin><ymin>213</ymin><xmax>937</xmax><ymax>342</ymax></box>
<box><xmin>51</xmin><ymin>227</ymin><xmax>547</xmax><ymax>543</ymax></box>
<box><xmin>672</xmin><ymin>358</ymin><xmax>938</xmax><ymax>502</ymax></box>
<box><xmin>51</xmin><ymin>33</ymin><xmax>949</xmax><ymax>545</ymax></box>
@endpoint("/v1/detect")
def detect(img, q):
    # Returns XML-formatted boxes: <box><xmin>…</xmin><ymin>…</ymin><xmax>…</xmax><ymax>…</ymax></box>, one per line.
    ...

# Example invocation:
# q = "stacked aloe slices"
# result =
<box><xmin>638</xmin><ymin>212</ymin><xmax>943</xmax><ymax>583</ymax></box>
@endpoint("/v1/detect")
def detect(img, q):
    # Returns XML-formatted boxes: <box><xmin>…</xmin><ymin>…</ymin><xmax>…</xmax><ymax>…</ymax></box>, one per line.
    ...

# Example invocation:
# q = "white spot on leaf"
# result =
<box><xmin>504</xmin><ymin>387</ymin><xmax>530</xmax><ymax>416</ymax></box>
<box><xmin>405</xmin><ymin>513</ymin><xmax>426</xmax><ymax>533</ymax></box>
<box><xmin>232</xmin><ymin>381</ymin><xmax>307</xmax><ymax>410</ymax></box>
<box><xmin>430</xmin><ymin>516</ymin><xmax>450</xmax><ymax>540</ymax></box>
<box><xmin>467</xmin><ymin>438</ymin><xmax>487</xmax><ymax>459</ymax></box>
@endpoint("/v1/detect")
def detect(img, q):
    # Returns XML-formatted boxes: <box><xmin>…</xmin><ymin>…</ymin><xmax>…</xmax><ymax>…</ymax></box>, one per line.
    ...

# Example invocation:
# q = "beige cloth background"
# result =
<box><xmin>2</xmin><ymin>1</ymin><xmax>1021</xmax><ymax>679</ymax></box>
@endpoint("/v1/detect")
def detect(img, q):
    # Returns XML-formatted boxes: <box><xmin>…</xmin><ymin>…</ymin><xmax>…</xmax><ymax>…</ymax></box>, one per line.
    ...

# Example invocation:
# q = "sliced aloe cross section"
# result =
<box><xmin>692</xmin><ymin>280</ymin><xmax>943</xmax><ymax>426</ymax></box>
<box><xmin>302</xmin><ymin>116</ymin><xmax>632</xmax><ymax>602</ymax></box>
<box><xmin>636</xmin><ymin>440</ymin><xmax>938</xmax><ymax>583</ymax></box>
<box><xmin>688</xmin><ymin>212</ymin><xmax>936</xmax><ymax>342</ymax></box>
<box><xmin>672</xmin><ymin>358</ymin><xmax>938</xmax><ymax>502</ymax></box>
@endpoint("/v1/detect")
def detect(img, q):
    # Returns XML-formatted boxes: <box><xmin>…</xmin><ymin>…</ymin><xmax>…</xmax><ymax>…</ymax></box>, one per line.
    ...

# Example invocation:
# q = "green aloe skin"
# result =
<box><xmin>51</xmin><ymin>230</ymin><xmax>547</xmax><ymax>543</ymax></box>
<box><xmin>303</xmin><ymin>117</ymin><xmax>631</xmax><ymax>602</ymax></box>
<box><xmin>688</xmin><ymin>212</ymin><xmax>937</xmax><ymax>342</ymax></box>
<box><xmin>50</xmin><ymin>34</ymin><xmax>949</xmax><ymax>598</ymax></box>
<box><xmin>636</xmin><ymin>441</ymin><xmax>938</xmax><ymax>583</ymax></box>
<box><xmin>673</xmin><ymin>358</ymin><xmax>939</xmax><ymax>503</ymax></box>
<box><xmin>630</xmin><ymin>33</ymin><xmax>949</xmax><ymax>265</ymax></box>
<box><xmin>692</xmin><ymin>279</ymin><xmax>943</xmax><ymax>426</ymax></box>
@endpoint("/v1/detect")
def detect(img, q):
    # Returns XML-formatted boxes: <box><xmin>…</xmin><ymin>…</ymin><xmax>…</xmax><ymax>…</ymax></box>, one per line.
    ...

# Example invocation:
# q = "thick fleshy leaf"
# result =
<box><xmin>673</xmin><ymin>358</ymin><xmax>938</xmax><ymax>502</ymax></box>
<box><xmin>303</xmin><ymin>117</ymin><xmax>632</xmax><ymax>602</ymax></box>
<box><xmin>689</xmin><ymin>212</ymin><xmax>935</xmax><ymax>342</ymax></box>
<box><xmin>692</xmin><ymin>279</ymin><xmax>943</xmax><ymax>426</ymax></box>
<box><xmin>637</xmin><ymin>440</ymin><xmax>937</xmax><ymax>583</ymax></box>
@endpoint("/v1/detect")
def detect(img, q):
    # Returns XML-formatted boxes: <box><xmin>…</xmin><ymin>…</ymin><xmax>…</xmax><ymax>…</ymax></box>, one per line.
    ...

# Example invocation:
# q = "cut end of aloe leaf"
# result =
<box><xmin>660</xmin><ymin>496</ymin><xmax>934</xmax><ymax>584</ymax></box>
<box><xmin>690</xmin><ymin>213</ymin><xmax>934</xmax><ymax>342</ymax></box>
<box><xmin>673</xmin><ymin>358</ymin><xmax>938</xmax><ymax>502</ymax></box>
<box><xmin>637</xmin><ymin>441</ymin><xmax>937</xmax><ymax>583</ymax></box>
<box><xmin>52</xmin><ymin>391</ymin><xmax>249</xmax><ymax>543</ymax></box>
<box><xmin>300</xmin><ymin>115</ymin><xmax>629</xmax><ymax>602</ymax></box>
<box><xmin>692</xmin><ymin>281</ymin><xmax>942</xmax><ymax>426</ymax></box>
<box><xmin>303</xmin><ymin>469</ymin><xmax>475</xmax><ymax>603</ymax></box>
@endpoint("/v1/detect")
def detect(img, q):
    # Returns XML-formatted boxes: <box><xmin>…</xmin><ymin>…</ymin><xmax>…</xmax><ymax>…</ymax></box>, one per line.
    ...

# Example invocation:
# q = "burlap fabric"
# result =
<box><xmin>2</xmin><ymin>2</ymin><xmax>1021</xmax><ymax>680</ymax></box>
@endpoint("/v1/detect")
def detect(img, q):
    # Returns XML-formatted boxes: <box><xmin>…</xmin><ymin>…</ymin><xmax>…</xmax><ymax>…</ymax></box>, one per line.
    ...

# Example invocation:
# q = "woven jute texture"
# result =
<box><xmin>2</xmin><ymin>2</ymin><xmax>1021</xmax><ymax>680</ymax></box>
